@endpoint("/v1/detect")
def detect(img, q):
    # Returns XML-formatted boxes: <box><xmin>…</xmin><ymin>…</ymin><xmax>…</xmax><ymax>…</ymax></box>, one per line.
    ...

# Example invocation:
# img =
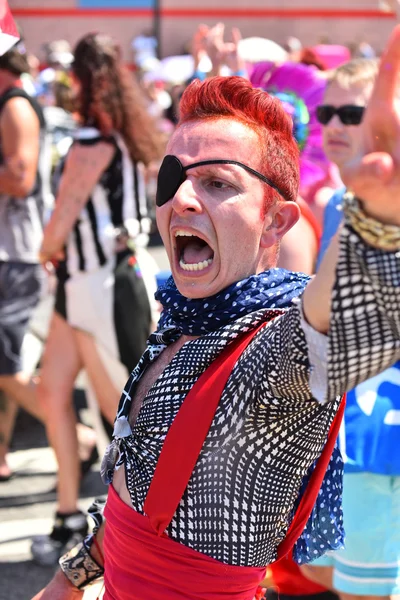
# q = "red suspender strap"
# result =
<box><xmin>143</xmin><ymin>320</ymin><xmax>271</xmax><ymax>535</ymax></box>
<box><xmin>276</xmin><ymin>393</ymin><xmax>346</xmax><ymax>561</ymax></box>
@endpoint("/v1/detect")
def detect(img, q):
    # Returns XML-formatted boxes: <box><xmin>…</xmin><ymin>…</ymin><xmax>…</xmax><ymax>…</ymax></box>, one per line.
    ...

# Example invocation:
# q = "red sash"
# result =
<box><xmin>104</xmin><ymin>485</ymin><xmax>266</xmax><ymax>600</ymax></box>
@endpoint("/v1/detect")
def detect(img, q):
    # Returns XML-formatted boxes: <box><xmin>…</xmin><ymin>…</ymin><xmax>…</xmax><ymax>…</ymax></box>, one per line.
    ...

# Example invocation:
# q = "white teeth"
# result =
<box><xmin>175</xmin><ymin>230</ymin><xmax>194</xmax><ymax>237</ymax></box>
<box><xmin>179</xmin><ymin>258</ymin><xmax>213</xmax><ymax>272</ymax></box>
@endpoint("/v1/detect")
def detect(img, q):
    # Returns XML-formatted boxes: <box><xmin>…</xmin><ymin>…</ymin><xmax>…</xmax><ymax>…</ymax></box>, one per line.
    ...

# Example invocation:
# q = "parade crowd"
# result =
<box><xmin>0</xmin><ymin>17</ymin><xmax>399</xmax><ymax>600</ymax></box>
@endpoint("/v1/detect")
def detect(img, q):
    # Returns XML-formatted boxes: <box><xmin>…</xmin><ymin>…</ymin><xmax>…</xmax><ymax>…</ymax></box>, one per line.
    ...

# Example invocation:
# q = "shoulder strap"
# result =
<box><xmin>143</xmin><ymin>317</ymin><xmax>280</xmax><ymax>535</ymax></box>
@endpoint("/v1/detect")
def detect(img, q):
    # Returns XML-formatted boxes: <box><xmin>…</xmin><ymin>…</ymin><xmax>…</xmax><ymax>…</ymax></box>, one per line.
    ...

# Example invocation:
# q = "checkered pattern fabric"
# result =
<box><xmin>102</xmin><ymin>221</ymin><xmax>400</xmax><ymax>567</ymax></box>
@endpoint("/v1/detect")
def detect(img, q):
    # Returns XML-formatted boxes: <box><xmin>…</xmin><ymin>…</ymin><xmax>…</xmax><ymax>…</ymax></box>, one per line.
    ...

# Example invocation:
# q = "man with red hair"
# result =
<box><xmin>34</xmin><ymin>25</ymin><xmax>400</xmax><ymax>600</ymax></box>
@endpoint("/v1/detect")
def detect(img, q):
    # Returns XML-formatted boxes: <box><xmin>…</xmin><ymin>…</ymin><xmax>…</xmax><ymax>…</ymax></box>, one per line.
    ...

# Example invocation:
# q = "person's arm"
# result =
<box><xmin>260</xmin><ymin>27</ymin><xmax>400</xmax><ymax>408</ymax></box>
<box><xmin>303</xmin><ymin>26</ymin><xmax>400</xmax><ymax>334</ymax></box>
<box><xmin>0</xmin><ymin>96</ymin><xmax>40</xmax><ymax>197</ymax></box>
<box><xmin>39</xmin><ymin>141</ymin><xmax>114</xmax><ymax>262</ymax></box>
<box><xmin>300</xmin><ymin>27</ymin><xmax>400</xmax><ymax>400</ymax></box>
<box><xmin>31</xmin><ymin>521</ymin><xmax>106</xmax><ymax>600</ymax></box>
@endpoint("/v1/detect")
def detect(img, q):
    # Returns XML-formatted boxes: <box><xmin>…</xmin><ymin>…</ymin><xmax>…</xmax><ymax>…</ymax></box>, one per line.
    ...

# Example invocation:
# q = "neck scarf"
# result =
<box><xmin>155</xmin><ymin>268</ymin><xmax>310</xmax><ymax>336</ymax></box>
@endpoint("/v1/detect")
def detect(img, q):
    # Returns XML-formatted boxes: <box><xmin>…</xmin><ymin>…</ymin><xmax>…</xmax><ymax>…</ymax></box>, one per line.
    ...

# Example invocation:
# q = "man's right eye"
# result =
<box><xmin>208</xmin><ymin>179</ymin><xmax>231</xmax><ymax>190</ymax></box>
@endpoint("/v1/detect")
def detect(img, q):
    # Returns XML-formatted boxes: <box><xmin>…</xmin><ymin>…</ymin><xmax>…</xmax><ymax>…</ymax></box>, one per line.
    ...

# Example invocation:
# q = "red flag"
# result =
<box><xmin>0</xmin><ymin>0</ymin><xmax>19</xmax><ymax>56</ymax></box>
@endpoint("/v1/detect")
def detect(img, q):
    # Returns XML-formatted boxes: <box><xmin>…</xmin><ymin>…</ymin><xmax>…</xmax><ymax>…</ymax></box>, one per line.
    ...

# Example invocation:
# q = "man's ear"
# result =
<box><xmin>260</xmin><ymin>200</ymin><xmax>300</xmax><ymax>249</ymax></box>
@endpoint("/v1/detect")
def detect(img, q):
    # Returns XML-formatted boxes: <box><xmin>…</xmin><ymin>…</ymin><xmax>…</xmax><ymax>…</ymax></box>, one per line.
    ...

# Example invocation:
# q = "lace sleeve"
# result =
<box><xmin>327</xmin><ymin>223</ymin><xmax>400</xmax><ymax>400</ymax></box>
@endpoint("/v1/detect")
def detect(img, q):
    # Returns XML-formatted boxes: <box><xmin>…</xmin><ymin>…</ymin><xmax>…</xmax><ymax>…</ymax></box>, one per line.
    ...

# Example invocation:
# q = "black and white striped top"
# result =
<box><xmin>56</xmin><ymin>127</ymin><xmax>150</xmax><ymax>280</ymax></box>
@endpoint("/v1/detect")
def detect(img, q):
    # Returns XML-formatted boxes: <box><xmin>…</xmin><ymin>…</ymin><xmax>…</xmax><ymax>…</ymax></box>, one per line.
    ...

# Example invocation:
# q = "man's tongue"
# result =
<box><xmin>182</xmin><ymin>239</ymin><xmax>213</xmax><ymax>264</ymax></box>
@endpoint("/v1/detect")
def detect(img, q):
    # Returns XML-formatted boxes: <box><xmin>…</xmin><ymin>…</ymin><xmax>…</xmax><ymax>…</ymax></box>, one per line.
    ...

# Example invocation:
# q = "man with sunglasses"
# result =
<box><xmin>302</xmin><ymin>57</ymin><xmax>400</xmax><ymax>600</ymax></box>
<box><xmin>316</xmin><ymin>58</ymin><xmax>378</xmax><ymax>259</ymax></box>
<box><xmin>33</xmin><ymin>28</ymin><xmax>400</xmax><ymax>600</ymax></box>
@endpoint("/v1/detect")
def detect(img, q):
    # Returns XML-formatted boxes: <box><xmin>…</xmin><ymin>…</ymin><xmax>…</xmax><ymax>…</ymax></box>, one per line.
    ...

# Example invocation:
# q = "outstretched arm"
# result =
<box><xmin>303</xmin><ymin>25</ymin><xmax>400</xmax><ymax>333</ymax></box>
<box><xmin>301</xmin><ymin>26</ymin><xmax>400</xmax><ymax>400</ymax></box>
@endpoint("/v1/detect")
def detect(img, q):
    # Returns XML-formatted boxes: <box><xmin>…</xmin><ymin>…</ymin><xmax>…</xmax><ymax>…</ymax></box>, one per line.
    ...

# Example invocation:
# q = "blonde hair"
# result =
<box><xmin>327</xmin><ymin>58</ymin><xmax>378</xmax><ymax>90</ymax></box>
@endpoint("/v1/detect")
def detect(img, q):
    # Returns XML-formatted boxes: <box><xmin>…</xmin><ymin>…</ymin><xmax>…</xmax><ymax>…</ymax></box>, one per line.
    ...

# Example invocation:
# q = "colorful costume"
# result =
<box><xmin>99</xmin><ymin>211</ymin><xmax>400</xmax><ymax>598</ymax></box>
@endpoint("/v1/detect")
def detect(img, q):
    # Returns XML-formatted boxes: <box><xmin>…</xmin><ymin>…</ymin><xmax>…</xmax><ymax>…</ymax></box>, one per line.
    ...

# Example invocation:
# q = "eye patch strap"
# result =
<box><xmin>156</xmin><ymin>154</ymin><xmax>290</xmax><ymax>207</ymax></box>
<box><xmin>183</xmin><ymin>159</ymin><xmax>289</xmax><ymax>201</ymax></box>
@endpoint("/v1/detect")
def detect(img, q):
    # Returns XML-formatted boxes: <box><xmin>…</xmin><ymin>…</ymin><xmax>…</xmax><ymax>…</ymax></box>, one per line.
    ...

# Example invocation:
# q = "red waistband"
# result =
<box><xmin>103</xmin><ymin>485</ymin><xmax>266</xmax><ymax>600</ymax></box>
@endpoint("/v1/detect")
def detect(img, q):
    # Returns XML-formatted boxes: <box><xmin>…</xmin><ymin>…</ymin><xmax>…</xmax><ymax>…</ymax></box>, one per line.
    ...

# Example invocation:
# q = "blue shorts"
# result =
<box><xmin>312</xmin><ymin>472</ymin><xmax>400</xmax><ymax>596</ymax></box>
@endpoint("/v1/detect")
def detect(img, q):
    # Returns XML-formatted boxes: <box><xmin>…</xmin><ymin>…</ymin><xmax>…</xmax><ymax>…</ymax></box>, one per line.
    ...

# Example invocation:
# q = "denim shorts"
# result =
<box><xmin>312</xmin><ymin>472</ymin><xmax>400</xmax><ymax>595</ymax></box>
<box><xmin>0</xmin><ymin>261</ymin><xmax>42</xmax><ymax>375</ymax></box>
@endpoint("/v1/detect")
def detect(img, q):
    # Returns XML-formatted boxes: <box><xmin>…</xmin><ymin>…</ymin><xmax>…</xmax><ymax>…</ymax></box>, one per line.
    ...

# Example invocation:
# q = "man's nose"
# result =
<box><xmin>326</xmin><ymin>114</ymin><xmax>344</xmax><ymax>131</ymax></box>
<box><xmin>171</xmin><ymin>178</ymin><xmax>202</xmax><ymax>214</ymax></box>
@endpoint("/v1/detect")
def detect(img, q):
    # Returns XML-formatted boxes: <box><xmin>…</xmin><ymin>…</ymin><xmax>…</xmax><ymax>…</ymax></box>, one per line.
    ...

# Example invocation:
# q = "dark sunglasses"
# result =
<box><xmin>156</xmin><ymin>155</ymin><xmax>290</xmax><ymax>206</ymax></box>
<box><xmin>316</xmin><ymin>105</ymin><xmax>365</xmax><ymax>126</ymax></box>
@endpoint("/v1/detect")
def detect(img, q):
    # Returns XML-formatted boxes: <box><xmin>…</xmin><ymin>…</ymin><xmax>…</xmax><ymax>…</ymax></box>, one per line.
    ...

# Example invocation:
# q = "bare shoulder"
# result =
<box><xmin>0</xmin><ymin>96</ymin><xmax>39</xmax><ymax>131</ymax></box>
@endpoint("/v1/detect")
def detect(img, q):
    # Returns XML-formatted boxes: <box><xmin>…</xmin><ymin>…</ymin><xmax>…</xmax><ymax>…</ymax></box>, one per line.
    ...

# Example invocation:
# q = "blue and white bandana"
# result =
<box><xmin>155</xmin><ymin>269</ymin><xmax>310</xmax><ymax>336</ymax></box>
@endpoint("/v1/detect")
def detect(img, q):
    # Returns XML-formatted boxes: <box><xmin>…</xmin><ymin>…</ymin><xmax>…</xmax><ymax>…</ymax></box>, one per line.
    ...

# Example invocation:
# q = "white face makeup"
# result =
<box><xmin>156</xmin><ymin>118</ymin><xmax>271</xmax><ymax>299</ymax></box>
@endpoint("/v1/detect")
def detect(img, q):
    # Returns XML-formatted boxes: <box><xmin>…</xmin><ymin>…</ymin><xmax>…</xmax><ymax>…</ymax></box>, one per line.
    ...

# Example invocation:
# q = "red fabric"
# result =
<box><xmin>143</xmin><ymin>320</ymin><xmax>276</xmax><ymax>535</ymax></box>
<box><xmin>270</xmin><ymin>557</ymin><xmax>328</xmax><ymax>596</ymax></box>
<box><xmin>0</xmin><ymin>1</ymin><xmax>19</xmax><ymax>55</ymax></box>
<box><xmin>103</xmin><ymin>485</ymin><xmax>266</xmax><ymax>600</ymax></box>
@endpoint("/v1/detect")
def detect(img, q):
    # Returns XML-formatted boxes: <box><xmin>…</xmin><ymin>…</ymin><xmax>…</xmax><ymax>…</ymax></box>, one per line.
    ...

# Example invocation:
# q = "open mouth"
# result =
<box><xmin>174</xmin><ymin>230</ymin><xmax>214</xmax><ymax>272</ymax></box>
<box><xmin>327</xmin><ymin>139</ymin><xmax>348</xmax><ymax>147</ymax></box>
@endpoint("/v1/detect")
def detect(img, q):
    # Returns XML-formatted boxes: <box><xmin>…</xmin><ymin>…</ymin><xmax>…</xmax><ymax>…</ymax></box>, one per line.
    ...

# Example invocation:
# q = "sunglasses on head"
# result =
<box><xmin>155</xmin><ymin>155</ymin><xmax>290</xmax><ymax>207</ymax></box>
<box><xmin>316</xmin><ymin>105</ymin><xmax>365</xmax><ymax>126</ymax></box>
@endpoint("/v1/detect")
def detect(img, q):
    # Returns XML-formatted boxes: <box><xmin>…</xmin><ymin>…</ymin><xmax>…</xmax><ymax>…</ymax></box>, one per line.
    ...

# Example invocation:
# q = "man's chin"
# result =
<box><xmin>175</xmin><ymin>279</ymin><xmax>214</xmax><ymax>300</ymax></box>
<box><xmin>171</xmin><ymin>260</ymin><xmax>219</xmax><ymax>299</ymax></box>
<box><xmin>173</xmin><ymin>270</ymin><xmax>224</xmax><ymax>300</ymax></box>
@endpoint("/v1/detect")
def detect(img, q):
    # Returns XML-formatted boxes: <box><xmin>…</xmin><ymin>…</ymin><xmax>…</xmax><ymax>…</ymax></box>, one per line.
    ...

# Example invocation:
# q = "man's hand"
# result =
<box><xmin>191</xmin><ymin>23</ymin><xmax>209</xmax><ymax>70</ymax></box>
<box><xmin>223</xmin><ymin>27</ymin><xmax>246</xmax><ymax>75</ymax></box>
<box><xmin>340</xmin><ymin>24</ymin><xmax>400</xmax><ymax>226</ymax></box>
<box><xmin>205</xmin><ymin>22</ymin><xmax>226</xmax><ymax>76</ymax></box>
<box><xmin>31</xmin><ymin>569</ymin><xmax>83</xmax><ymax>600</ymax></box>
<box><xmin>205</xmin><ymin>23</ymin><xmax>246</xmax><ymax>76</ymax></box>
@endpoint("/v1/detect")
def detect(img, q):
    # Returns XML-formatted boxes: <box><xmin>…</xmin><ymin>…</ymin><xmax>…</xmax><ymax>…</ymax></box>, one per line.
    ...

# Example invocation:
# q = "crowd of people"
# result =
<box><xmin>0</xmin><ymin>16</ymin><xmax>398</xmax><ymax>600</ymax></box>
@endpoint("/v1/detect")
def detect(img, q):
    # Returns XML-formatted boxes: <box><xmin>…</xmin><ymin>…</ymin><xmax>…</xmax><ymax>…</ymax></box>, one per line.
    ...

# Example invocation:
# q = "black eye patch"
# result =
<box><xmin>155</xmin><ymin>155</ymin><xmax>289</xmax><ymax>207</ymax></box>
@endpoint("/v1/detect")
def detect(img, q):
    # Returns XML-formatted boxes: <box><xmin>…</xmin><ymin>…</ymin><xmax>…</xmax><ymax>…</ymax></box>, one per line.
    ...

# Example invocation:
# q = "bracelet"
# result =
<box><xmin>59</xmin><ymin>534</ymin><xmax>104</xmax><ymax>590</ymax></box>
<box><xmin>343</xmin><ymin>191</ymin><xmax>400</xmax><ymax>251</ymax></box>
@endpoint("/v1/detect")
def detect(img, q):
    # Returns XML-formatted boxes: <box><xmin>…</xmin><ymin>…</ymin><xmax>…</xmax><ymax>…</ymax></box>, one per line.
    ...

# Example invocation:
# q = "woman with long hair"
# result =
<box><xmin>31</xmin><ymin>32</ymin><xmax>165</xmax><ymax>565</ymax></box>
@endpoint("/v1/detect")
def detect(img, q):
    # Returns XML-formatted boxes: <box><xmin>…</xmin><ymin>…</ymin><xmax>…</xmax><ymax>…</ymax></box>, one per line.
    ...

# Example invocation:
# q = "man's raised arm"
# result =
<box><xmin>303</xmin><ymin>26</ymin><xmax>400</xmax><ymax>397</ymax></box>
